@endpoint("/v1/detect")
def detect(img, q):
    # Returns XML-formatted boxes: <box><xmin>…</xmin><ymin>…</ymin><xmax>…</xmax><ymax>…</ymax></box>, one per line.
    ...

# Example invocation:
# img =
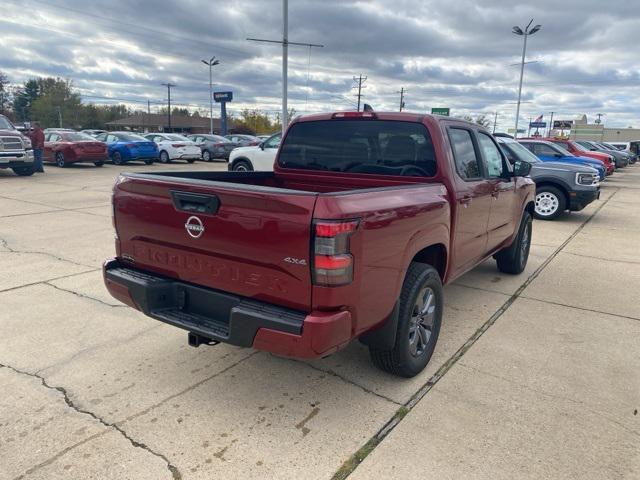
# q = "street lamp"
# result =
<box><xmin>202</xmin><ymin>56</ymin><xmax>220</xmax><ymax>134</ymax></box>
<box><xmin>512</xmin><ymin>20</ymin><xmax>541</xmax><ymax>138</ymax></box>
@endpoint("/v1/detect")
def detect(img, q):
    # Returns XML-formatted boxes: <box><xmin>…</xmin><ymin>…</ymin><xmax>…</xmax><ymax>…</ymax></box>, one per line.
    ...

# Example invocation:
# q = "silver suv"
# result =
<box><xmin>0</xmin><ymin>115</ymin><xmax>35</xmax><ymax>176</ymax></box>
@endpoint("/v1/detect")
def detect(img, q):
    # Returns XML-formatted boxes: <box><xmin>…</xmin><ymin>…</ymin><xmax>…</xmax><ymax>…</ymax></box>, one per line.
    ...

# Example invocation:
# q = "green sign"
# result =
<box><xmin>431</xmin><ymin>107</ymin><xmax>450</xmax><ymax>116</ymax></box>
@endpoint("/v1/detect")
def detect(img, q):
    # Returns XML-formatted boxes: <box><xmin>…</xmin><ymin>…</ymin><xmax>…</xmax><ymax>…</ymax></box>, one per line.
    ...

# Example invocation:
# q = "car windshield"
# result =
<box><xmin>278</xmin><ymin>119</ymin><xmax>437</xmax><ymax>177</ymax></box>
<box><xmin>167</xmin><ymin>134</ymin><xmax>190</xmax><ymax>141</ymax></box>
<box><xmin>549</xmin><ymin>142</ymin><xmax>573</xmax><ymax>156</ymax></box>
<box><xmin>572</xmin><ymin>142</ymin><xmax>589</xmax><ymax>152</ymax></box>
<box><xmin>0</xmin><ymin>116</ymin><xmax>15</xmax><ymax>129</ymax></box>
<box><xmin>64</xmin><ymin>132</ymin><xmax>95</xmax><ymax>141</ymax></box>
<box><xmin>498</xmin><ymin>140</ymin><xmax>541</xmax><ymax>164</ymax></box>
<box><xmin>117</xmin><ymin>133</ymin><xmax>147</xmax><ymax>141</ymax></box>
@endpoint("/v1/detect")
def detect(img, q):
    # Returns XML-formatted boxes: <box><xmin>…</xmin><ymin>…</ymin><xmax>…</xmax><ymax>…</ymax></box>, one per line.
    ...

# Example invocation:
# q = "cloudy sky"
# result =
<box><xmin>2</xmin><ymin>0</ymin><xmax>639</xmax><ymax>130</ymax></box>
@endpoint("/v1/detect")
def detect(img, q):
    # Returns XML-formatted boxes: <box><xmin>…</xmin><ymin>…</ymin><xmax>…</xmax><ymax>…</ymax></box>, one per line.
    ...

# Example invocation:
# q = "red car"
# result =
<box><xmin>44</xmin><ymin>131</ymin><xmax>109</xmax><ymax>167</ymax></box>
<box><xmin>104</xmin><ymin>112</ymin><xmax>535</xmax><ymax>377</ymax></box>
<box><xmin>542</xmin><ymin>138</ymin><xmax>614</xmax><ymax>175</ymax></box>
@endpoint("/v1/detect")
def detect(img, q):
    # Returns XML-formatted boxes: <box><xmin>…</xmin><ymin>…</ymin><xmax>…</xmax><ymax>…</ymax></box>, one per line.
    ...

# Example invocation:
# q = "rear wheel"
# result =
<box><xmin>534</xmin><ymin>186</ymin><xmax>566</xmax><ymax>220</ymax></box>
<box><xmin>496</xmin><ymin>211</ymin><xmax>532</xmax><ymax>274</ymax></box>
<box><xmin>187</xmin><ymin>158</ymin><xmax>196</xmax><ymax>164</ymax></box>
<box><xmin>94</xmin><ymin>161</ymin><xmax>104</xmax><ymax>167</ymax></box>
<box><xmin>231</xmin><ymin>159</ymin><xmax>253</xmax><ymax>172</ymax></box>
<box><xmin>144</xmin><ymin>158</ymin><xmax>154</xmax><ymax>165</ymax></box>
<box><xmin>12</xmin><ymin>165</ymin><xmax>35</xmax><ymax>176</ymax></box>
<box><xmin>159</xmin><ymin>151</ymin><xmax>171</xmax><ymax>163</ymax></box>
<box><xmin>202</xmin><ymin>150</ymin><xmax>212</xmax><ymax>162</ymax></box>
<box><xmin>112</xmin><ymin>152</ymin><xmax>124</xmax><ymax>165</ymax></box>
<box><xmin>369</xmin><ymin>262</ymin><xmax>443</xmax><ymax>378</ymax></box>
<box><xmin>55</xmin><ymin>152</ymin><xmax>66</xmax><ymax>168</ymax></box>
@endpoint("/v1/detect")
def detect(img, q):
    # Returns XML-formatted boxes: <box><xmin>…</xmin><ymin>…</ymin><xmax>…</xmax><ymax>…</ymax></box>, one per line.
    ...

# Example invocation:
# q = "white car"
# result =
<box><xmin>228</xmin><ymin>133</ymin><xmax>281</xmax><ymax>171</ymax></box>
<box><xmin>145</xmin><ymin>133</ymin><xmax>201</xmax><ymax>163</ymax></box>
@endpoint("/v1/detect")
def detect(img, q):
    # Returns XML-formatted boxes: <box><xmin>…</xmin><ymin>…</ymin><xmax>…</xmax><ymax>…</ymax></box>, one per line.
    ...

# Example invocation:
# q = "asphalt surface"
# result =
<box><xmin>1</xmin><ymin>160</ymin><xmax>638</xmax><ymax>480</ymax></box>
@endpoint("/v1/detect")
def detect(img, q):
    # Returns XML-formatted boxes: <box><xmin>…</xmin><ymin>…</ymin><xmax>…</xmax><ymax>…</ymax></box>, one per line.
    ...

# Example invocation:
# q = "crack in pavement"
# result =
<box><xmin>44</xmin><ymin>281</ymin><xmax>128</xmax><ymax>309</ymax></box>
<box><xmin>331</xmin><ymin>189</ymin><xmax>620</xmax><ymax>479</ymax></box>
<box><xmin>0</xmin><ymin>363</ymin><xmax>182</xmax><ymax>480</ymax></box>
<box><xmin>295</xmin><ymin>359</ymin><xmax>403</xmax><ymax>406</ymax></box>
<box><xmin>0</xmin><ymin>235</ymin><xmax>98</xmax><ymax>269</ymax></box>
<box><xmin>518</xmin><ymin>295</ymin><xmax>640</xmax><ymax>323</ymax></box>
<box><xmin>559</xmin><ymin>250</ymin><xmax>640</xmax><ymax>265</ymax></box>
<box><xmin>0</xmin><ymin>269</ymin><xmax>100</xmax><ymax>294</ymax></box>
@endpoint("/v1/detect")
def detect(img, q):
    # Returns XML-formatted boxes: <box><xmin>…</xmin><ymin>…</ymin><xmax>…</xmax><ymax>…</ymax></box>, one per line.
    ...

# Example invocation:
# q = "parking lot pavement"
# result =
<box><xmin>1</xmin><ymin>164</ymin><xmax>639</xmax><ymax>480</ymax></box>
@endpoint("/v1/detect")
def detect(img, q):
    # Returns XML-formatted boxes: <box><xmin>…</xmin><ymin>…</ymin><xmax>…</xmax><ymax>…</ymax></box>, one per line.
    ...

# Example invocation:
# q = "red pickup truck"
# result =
<box><xmin>104</xmin><ymin>112</ymin><xmax>535</xmax><ymax>377</ymax></box>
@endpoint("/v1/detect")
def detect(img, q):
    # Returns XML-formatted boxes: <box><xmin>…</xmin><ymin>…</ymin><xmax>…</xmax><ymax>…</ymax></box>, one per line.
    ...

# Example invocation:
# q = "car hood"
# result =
<box><xmin>231</xmin><ymin>145</ymin><xmax>259</xmax><ymax>155</ymax></box>
<box><xmin>533</xmin><ymin>162</ymin><xmax>598</xmax><ymax>174</ymax></box>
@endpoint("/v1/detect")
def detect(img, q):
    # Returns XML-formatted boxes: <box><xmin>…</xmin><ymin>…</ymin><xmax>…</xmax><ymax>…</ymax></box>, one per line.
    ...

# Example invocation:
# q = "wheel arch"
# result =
<box><xmin>535</xmin><ymin>179</ymin><xmax>570</xmax><ymax>207</ymax></box>
<box><xmin>230</xmin><ymin>156</ymin><xmax>253</xmax><ymax>170</ymax></box>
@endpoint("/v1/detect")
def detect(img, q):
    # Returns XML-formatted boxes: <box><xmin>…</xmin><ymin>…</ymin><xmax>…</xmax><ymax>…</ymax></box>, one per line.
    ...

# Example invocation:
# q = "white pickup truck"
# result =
<box><xmin>228</xmin><ymin>132</ymin><xmax>281</xmax><ymax>171</ymax></box>
<box><xmin>0</xmin><ymin>115</ymin><xmax>35</xmax><ymax>176</ymax></box>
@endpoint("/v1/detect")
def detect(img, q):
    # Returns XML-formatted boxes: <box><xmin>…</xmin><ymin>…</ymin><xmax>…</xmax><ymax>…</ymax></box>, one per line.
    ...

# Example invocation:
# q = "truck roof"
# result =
<box><xmin>290</xmin><ymin>111</ymin><xmax>479</xmax><ymax>128</ymax></box>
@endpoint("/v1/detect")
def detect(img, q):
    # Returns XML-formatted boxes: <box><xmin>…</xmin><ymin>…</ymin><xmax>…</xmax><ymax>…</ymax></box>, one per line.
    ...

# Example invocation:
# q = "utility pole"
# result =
<box><xmin>56</xmin><ymin>106</ymin><xmax>62</xmax><ymax>128</ymax></box>
<box><xmin>247</xmin><ymin>0</ymin><xmax>323</xmax><ymax>137</ymax></box>
<box><xmin>161</xmin><ymin>83</ymin><xmax>176</xmax><ymax>132</ymax></box>
<box><xmin>548</xmin><ymin>111</ymin><xmax>554</xmax><ymax>137</ymax></box>
<box><xmin>397</xmin><ymin>87</ymin><xmax>406</xmax><ymax>112</ymax></box>
<box><xmin>595</xmin><ymin>113</ymin><xmax>604</xmax><ymax>124</ymax></box>
<box><xmin>353</xmin><ymin>75</ymin><xmax>367</xmax><ymax>112</ymax></box>
<box><xmin>512</xmin><ymin>20</ymin><xmax>542</xmax><ymax>138</ymax></box>
<box><xmin>202</xmin><ymin>57</ymin><xmax>220</xmax><ymax>134</ymax></box>
<box><xmin>493</xmin><ymin>111</ymin><xmax>498</xmax><ymax>134</ymax></box>
<box><xmin>147</xmin><ymin>100</ymin><xmax>151</xmax><ymax>115</ymax></box>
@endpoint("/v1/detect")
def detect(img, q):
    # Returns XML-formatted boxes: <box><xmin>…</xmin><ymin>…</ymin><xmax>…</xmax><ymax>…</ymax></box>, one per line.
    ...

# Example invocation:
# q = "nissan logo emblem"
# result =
<box><xmin>185</xmin><ymin>216</ymin><xmax>204</xmax><ymax>238</ymax></box>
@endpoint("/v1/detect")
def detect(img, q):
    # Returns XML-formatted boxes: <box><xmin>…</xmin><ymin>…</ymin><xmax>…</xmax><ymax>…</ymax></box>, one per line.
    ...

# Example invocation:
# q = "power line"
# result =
<box><xmin>352</xmin><ymin>75</ymin><xmax>367</xmax><ymax>112</ymax></box>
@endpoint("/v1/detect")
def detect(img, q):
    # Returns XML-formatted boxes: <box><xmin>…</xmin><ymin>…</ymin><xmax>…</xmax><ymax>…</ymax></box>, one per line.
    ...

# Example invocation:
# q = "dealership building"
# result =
<box><xmin>567</xmin><ymin>115</ymin><xmax>640</xmax><ymax>143</ymax></box>
<box><xmin>106</xmin><ymin>113</ymin><xmax>229</xmax><ymax>134</ymax></box>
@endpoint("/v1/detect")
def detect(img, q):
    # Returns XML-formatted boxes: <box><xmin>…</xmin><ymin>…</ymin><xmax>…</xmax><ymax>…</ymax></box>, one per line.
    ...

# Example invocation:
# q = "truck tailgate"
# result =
<box><xmin>114</xmin><ymin>174</ymin><xmax>317</xmax><ymax>311</ymax></box>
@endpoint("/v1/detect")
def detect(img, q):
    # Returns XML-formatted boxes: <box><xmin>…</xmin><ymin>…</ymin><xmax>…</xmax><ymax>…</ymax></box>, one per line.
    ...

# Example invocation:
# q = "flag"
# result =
<box><xmin>534</xmin><ymin>114</ymin><xmax>543</xmax><ymax>122</ymax></box>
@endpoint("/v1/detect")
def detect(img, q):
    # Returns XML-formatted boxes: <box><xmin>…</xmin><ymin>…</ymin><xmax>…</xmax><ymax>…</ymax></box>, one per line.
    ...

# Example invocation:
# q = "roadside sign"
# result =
<box><xmin>553</xmin><ymin>120</ymin><xmax>572</xmax><ymax>129</ymax></box>
<box><xmin>507</xmin><ymin>128</ymin><xmax>526</xmax><ymax>134</ymax></box>
<box><xmin>529</xmin><ymin>121</ymin><xmax>546</xmax><ymax>128</ymax></box>
<box><xmin>214</xmin><ymin>91</ymin><xmax>233</xmax><ymax>103</ymax></box>
<box><xmin>431</xmin><ymin>107</ymin><xmax>450</xmax><ymax>116</ymax></box>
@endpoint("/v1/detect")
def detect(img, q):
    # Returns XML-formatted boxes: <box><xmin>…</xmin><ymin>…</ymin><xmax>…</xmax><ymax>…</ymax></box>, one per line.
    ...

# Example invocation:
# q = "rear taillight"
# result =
<box><xmin>172</xmin><ymin>143</ymin><xmax>185</xmax><ymax>148</ymax></box>
<box><xmin>126</xmin><ymin>143</ymin><xmax>136</xmax><ymax>148</ymax></box>
<box><xmin>312</xmin><ymin>219</ymin><xmax>359</xmax><ymax>286</ymax></box>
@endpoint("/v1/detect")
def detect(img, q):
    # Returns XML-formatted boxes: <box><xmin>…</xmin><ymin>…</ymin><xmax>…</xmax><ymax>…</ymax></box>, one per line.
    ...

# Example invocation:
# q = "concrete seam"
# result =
<box><xmin>518</xmin><ymin>294</ymin><xmax>640</xmax><ymax>323</ymax></box>
<box><xmin>331</xmin><ymin>188</ymin><xmax>620</xmax><ymax>479</ymax></box>
<box><xmin>0</xmin><ymin>363</ymin><xmax>181</xmax><ymax>480</ymax></box>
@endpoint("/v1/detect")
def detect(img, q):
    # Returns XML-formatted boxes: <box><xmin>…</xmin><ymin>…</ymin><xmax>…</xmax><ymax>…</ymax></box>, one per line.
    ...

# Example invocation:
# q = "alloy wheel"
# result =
<box><xmin>535</xmin><ymin>192</ymin><xmax>559</xmax><ymax>217</ymax></box>
<box><xmin>408</xmin><ymin>287</ymin><xmax>436</xmax><ymax>357</ymax></box>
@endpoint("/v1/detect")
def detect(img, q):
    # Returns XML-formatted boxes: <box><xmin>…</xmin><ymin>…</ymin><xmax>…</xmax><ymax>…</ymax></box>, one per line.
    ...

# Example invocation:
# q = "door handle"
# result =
<box><xmin>171</xmin><ymin>191</ymin><xmax>220</xmax><ymax>215</ymax></box>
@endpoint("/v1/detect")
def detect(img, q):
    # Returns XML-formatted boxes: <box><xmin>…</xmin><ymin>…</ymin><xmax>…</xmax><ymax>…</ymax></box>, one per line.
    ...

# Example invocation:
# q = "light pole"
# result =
<box><xmin>512</xmin><ymin>20</ymin><xmax>541</xmax><ymax>138</ymax></box>
<box><xmin>201</xmin><ymin>57</ymin><xmax>220</xmax><ymax>134</ymax></box>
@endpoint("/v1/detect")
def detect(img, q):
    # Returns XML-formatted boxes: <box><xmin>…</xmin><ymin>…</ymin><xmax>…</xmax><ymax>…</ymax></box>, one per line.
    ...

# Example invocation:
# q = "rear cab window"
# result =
<box><xmin>278</xmin><ymin>120</ymin><xmax>437</xmax><ymax>177</ymax></box>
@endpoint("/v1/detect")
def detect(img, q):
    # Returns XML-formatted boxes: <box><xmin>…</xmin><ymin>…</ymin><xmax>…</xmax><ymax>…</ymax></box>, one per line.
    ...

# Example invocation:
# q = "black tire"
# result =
<box><xmin>94</xmin><ymin>161</ymin><xmax>104</xmax><ymax>167</ymax></box>
<box><xmin>144</xmin><ymin>158</ymin><xmax>155</xmax><ymax>165</ymax></box>
<box><xmin>534</xmin><ymin>186</ymin><xmax>566</xmax><ymax>220</ymax></box>
<box><xmin>231</xmin><ymin>159</ymin><xmax>253</xmax><ymax>172</ymax></box>
<box><xmin>187</xmin><ymin>158</ymin><xmax>196</xmax><ymax>164</ymax></box>
<box><xmin>12</xmin><ymin>165</ymin><xmax>35</xmax><ymax>176</ymax></box>
<box><xmin>55</xmin><ymin>152</ymin><xmax>66</xmax><ymax>168</ymax></box>
<box><xmin>159</xmin><ymin>151</ymin><xmax>171</xmax><ymax>163</ymax></box>
<box><xmin>112</xmin><ymin>152</ymin><xmax>124</xmax><ymax>165</ymax></box>
<box><xmin>202</xmin><ymin>150</ymin><xmax>212</xmax><ymax>162</ymax></box>
<box><xmin>496</xmin><ymin>211</ymin><xmax>532</xmax><ymax>274</ymax></box>
<box><xmin>369</xmin><ymin>263</ymin><xmax>443</xmax><ymax>378</ymax></box>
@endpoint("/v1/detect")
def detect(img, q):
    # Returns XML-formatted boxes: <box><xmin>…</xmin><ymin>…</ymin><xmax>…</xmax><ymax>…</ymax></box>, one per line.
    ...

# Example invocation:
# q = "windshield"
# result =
<box><xmin>0</xmin><ymin>116</ymin><xmax>15</xmax><ymax>130</ymax></box>
<box><xmin>498</xmin><ymin>140</ymin><xmax>541</xmax><ymax>164</ymax></box>
<box><xmin>64</xmin><ymin>132</ymin><xmax>95</xmax><ymax>141</ymax></box>
<box><xmin>167</xmin><ymin>134</ymin><xmax>191</xmax><ymax>141</ymax></box>
<box><xmin>117</xmin><ymin>133</ymin><xmax>147</xmax><ymax>141</ymax></box>
<box><xmin>278</xmin><ymin>119</ymin><xmax>437</xmax><ymax>177</ymax></box>
<box><xmin>573</xmin><ymin>142</ymin><xmax>589</xmax><ymax>152</ymax></box>
<box><xmin>549</xmin><ymin>142</ymin><xmax>573</xmax><ymax>156</ymax></box>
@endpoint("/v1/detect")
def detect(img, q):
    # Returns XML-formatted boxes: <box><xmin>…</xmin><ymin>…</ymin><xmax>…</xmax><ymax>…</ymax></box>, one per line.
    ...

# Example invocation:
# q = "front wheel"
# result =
<box><xmin>94</xmin><ymin>161</ymin><xmax>104</xmax><ymax>167</ymax></box>
<box><xmin>55</xmin><ymin>152</ymin><xmax>66</xmax><ymax>167</ymax></box>
<box><xmin>12</xmin><ymin>165</ymin><xmax>35</xmax><ymax>176</ymax></box>
<box><xmin>159</xmin><ymin>151</ymin><xmax>171</xmax><ymax>163</ymax></box>
<box><xmin>231</xmin><ymin>159</ymin><xmax>253</xmax><ymax>172</ymax></box>
<box><xmin>496</xmin><ymin>211</ymin><xmax>532</xmax><ymax>274</ymax></box>
<box><xmin>534</xmin><ymin>186</ymin><xmax>566</xmax><ymax>220</ymax></box>
<box><xmin>369</xmin><ymin>262</ymin><xmax>443</xmax><ymax>378</ymax></box>
<box><xmin>144</xmin><ymin>158</ymin><xmax>154</xmax><ymax>165</ymax></box>
<box><xmin>202</xmin><ymin>150</ymin><xmax>212</xmax><ymax>162</ymax></box>
<box><xmin>112</xmin><ymin>152</ymin><xmax>124</xmax><ymax>165</ymax></box>
<box><xmin>186</xmin><ymin>158</ymin><xmax>196</xmax><ymax>164</ymax></box>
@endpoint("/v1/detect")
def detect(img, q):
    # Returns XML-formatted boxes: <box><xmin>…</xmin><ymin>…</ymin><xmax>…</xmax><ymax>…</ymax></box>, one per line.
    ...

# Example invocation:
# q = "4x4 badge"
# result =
<box><xmin>185</xmin><ymin>216</ymin><xmax>205</xmax><ymax>238</ymax></box>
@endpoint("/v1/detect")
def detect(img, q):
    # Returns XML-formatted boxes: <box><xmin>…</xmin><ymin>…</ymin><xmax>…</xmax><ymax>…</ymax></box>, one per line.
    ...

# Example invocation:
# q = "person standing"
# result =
<box><xmin>30</xmin><ymin>121</ymin><xmax>45</xmax><ymax>173</ymax></box>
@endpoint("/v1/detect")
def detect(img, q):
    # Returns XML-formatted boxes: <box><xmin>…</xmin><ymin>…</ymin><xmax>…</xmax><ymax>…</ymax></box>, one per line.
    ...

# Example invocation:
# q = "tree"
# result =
<box><xmin>12</xmin><ymin>79</ymin><xmax>40</xmax><ymax>122</ymax></box>
<box><xmin>462</xmin><ymin>114</ymin><xmax>492</xmax><ymax>129</ymax></box>
<box><xmin>0</xmin><ymin>71</ymin><xmax>9</xmax><ymax>114</ymax></box>
<box><xmin>31</xmin><ymin>78</ymin><xmax>83</xmax><ymax>128</ymax></box>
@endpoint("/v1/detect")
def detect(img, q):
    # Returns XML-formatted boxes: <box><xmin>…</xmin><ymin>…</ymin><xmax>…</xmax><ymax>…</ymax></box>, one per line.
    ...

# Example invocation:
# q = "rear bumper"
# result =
<box><xmin>569</xmin><ymin>188</ymin><xmax>600</xmax><ymax>211</ymax></box>
<box><xmin>103</xmin><ymin>259</ymin><xmax>352</xmax><ymax>358</ymax></box>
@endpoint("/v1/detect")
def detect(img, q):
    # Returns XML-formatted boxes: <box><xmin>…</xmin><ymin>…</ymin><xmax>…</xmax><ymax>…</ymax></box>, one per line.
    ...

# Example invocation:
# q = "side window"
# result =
<box><xmin>520</xmin><ymin>142</ymin><xmax>534</xmax><ymax>153</ymax></box>
<box><xmin>107</xmin><ymin>135</ymin><xmax>117</xmax><ymax>143</ymax></box>
<box><xmin>534</xmin><ymin>144</ymin><xmax>556</xmax><ymax>156</ymax></box>
<box><xmin>264</xmin><ymin>134</ymin><xmax>281</xmax><ymax>149</ymax></box>
<box><xmin>448</xmin><ymin>128</ymin><xmax>482</xmax><ymax>180</ymax></box>
<box><xmin>477</xmin><ymin>133</ymin><xmax>504</xmax><ymax>177</ymax></box>
<box><xmin>50</xmin><ymin>134</ymin><xmax>61</xmax><ymax>142</ymax></box>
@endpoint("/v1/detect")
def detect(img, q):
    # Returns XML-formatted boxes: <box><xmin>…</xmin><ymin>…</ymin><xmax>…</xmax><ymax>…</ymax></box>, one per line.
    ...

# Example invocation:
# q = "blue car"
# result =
<box><xmin>518</xmin><ymin>139</ymin><xmax>606</xmax><ymax>181</ymax></box>
<box><xmin>95</xmin><ymin>131</ymin><xmax>158</xmax><ymax>165</ymax></box>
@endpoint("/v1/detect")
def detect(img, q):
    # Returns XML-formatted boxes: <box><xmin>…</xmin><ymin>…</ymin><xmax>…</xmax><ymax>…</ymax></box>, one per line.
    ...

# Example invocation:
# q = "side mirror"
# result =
<box><xmin>554</xmin><ymin>153</ymin><xmax>563</xmax><ymax>158</ymax></box>
<box><xmin>259</xmin><ymin>142</ymin><xmax>265</xmax><ymax>151</ymax></box>
<box><xmin>513</xmin><ymin>160</ymin><xmax>532</xmax><ymax>177</ymax></box>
